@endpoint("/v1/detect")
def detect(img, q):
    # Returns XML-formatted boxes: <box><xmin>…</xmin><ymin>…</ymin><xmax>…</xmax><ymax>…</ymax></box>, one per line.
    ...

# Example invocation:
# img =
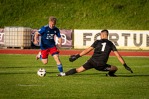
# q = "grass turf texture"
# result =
<box><xmin>0</xmin><ymin>54</ymin><xmax>149</xmax><ymax>99</ymax></box>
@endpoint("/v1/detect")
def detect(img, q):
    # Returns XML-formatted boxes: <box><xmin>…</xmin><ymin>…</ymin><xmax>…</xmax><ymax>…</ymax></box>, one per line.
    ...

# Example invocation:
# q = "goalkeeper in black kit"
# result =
<box><xmin>58</xmin><ymin>29</ymin><xmax>133</xmax><ymax>77</ymax></box>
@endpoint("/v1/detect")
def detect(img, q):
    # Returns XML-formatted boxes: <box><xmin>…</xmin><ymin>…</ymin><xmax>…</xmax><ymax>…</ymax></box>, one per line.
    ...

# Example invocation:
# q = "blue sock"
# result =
<box><xmin>40</xmin><ymin>55</ymin><xmax>42</xmax><ymax>60</ymax></box>
<box><xmin>57</xmin><ymin>64</ymin><xmax>63</xmax><ymax>72</ymax></box>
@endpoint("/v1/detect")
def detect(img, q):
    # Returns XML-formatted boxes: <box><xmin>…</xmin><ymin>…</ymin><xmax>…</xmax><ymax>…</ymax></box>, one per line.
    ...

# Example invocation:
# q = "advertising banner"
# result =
<box><xmin>59</xmin><ymin>29</ymin><xmax>73</xmax><ymax>48</ymax></box>
<box><xmin>74</xmin><ymin>30</ymin><xmax>149</xmax><ymax>50</ymax></box>
<box><xmin>0</xmin><ymin>29</ymin><xmax>4</xmax><ymax>45</ymax></box>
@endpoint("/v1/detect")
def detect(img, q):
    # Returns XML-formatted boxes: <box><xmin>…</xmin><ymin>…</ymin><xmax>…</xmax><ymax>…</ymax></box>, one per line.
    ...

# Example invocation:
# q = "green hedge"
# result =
<box><xmin>0</xmin><ymin>0</ymin><xmax>149</xmax><ymax>29</ymax></box>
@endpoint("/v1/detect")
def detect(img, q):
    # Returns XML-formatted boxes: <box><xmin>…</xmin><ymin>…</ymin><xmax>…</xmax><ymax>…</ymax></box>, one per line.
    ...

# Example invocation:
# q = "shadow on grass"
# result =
<box><xmin>63</xmin><ymin>72</ymin><xmax>149</xmax><ymax>77</ymax></box>
<box><xmin>0</xmin><ymin>66</ymin><xmax>29</xmax><ymax>68</ymax></box>
<box><xmin>1</xmin><ymin>70</ymin><xmax>149</xmax><ymax>78</ymax></box>
<box><xmin>0</xmin><ymin>72</ymin><xmax>36</xmax><ymax>75</ymax></box>
<box><xmin>0</xmin><ymin>71</ymin><xmax>58</xmax><ymax>75</ymax></box>
<box><xmin>0</xmin><ymin>66</ymin><xmax>55</xmax><ymax>69</ymax></box>
<box><xmin>117</xmin><ymin>74</ymin><xmax>149</xmax><ymax>77</ymax></box>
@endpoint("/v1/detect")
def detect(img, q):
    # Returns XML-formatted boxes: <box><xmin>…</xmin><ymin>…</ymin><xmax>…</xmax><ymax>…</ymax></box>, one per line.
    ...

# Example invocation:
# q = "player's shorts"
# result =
<box><xmin>41</xmin><ymin>46</ymin><xmax>59</xmax><ymax>59</ymax></box>
<box><xmin>82</xmin><ymin>59</ymin><xmax>111</xmax><ymax>71</ymax></box>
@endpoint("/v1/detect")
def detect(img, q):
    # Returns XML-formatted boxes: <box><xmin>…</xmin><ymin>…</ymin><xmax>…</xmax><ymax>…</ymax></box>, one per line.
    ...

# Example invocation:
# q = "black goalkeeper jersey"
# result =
<box><xmin>90</xmin><ymin>39</ymin><xmax>117</xmax><ymax>65</ymax></box>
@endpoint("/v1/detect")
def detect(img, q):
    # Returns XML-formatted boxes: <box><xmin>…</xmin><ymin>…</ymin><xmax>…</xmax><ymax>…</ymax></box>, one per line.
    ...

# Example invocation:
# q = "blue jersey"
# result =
<box><xmin>38</xmin><ymin>25</ymin><xmax>61</xmax><ymax>50</ymax></box>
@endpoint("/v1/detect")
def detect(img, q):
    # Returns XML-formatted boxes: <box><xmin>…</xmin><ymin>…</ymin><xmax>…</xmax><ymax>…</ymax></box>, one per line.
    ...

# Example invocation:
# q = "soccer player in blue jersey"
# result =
<box><xmin>34</xmin><ymin>16</ymin><xmax>64</xmax><ymax>75</ymax></box>
<box><xmin>58</xmin><ymin>29</ymin><xmax>133</xmax><ymax>77</ymax></box>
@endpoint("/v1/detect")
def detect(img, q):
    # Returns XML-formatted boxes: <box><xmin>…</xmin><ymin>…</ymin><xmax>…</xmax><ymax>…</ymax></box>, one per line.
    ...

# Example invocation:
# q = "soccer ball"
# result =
<box><xmin>37</xmin><ymin>68</ymin><xmax>46</xmax><ymax>77</ymax></box>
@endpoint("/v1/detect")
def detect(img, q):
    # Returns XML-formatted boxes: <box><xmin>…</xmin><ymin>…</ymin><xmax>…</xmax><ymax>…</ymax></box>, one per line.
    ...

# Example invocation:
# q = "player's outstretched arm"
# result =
<box><xmin>113</xmin><ymin>51</ymin><xmax>133</xmax><ymax>73</ymax></box>
<box><xmin>69</xmin><ymin>47</ymin><xmax>94</xmax><ymax>62</ymax></box>
<box><xmin>69</xmin><ymin>54</ymin><xmax>81</xmax><ymax>62</ymax></box>
<box><xmin>123</xmin><ymin>63</ymin><xmax>133</xmax><ymax>73</ymax></box>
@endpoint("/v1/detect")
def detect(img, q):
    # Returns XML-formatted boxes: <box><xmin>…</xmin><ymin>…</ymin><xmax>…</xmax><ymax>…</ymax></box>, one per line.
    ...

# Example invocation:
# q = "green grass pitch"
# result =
<box><xmin>0</xmin><ymin>54</ymin><xmax>149</xmax><ymax>99</ymax></box>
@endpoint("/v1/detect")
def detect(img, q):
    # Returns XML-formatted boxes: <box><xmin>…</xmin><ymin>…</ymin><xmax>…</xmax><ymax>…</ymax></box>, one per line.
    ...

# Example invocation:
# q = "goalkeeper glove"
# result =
<box><xmin>123</xmin><ymin>63</ymin><xmax>133</xmax><ymax>73</ymax></box>
<box><xmin>69</xmin><ymin>54</ymin><xmax>81</xmax><ymax>62</ymax></box>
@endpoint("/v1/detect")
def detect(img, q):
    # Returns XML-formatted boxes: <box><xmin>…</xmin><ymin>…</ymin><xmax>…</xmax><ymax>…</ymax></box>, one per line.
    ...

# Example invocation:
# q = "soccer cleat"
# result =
<box><xmin>106</xmin><ymin>73</ymin><xmax>117</xmax><ymax>77</ymax></box>
<box><xmin>57</xmin><ymin>74</ymin><xmax>62</xmax><ymax>76</ymax></box>
<box><xmin>57</xmin><ymin>72</ymin><xmax>66</xmax><ymax>76</ymax></box>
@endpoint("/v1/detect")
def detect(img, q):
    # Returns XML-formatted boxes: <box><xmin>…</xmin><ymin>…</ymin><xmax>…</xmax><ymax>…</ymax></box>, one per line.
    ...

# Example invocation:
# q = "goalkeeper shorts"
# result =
<box><xmin>82</xmin><ymin>59</ymin><xmax>111</xmax><ymax>71</ymax></box>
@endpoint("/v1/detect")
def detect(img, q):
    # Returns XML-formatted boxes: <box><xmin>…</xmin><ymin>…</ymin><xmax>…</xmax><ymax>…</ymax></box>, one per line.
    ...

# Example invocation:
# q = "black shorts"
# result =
<box><xmin>83</xmin><ymin>59</ymin><xmax>111</xmax><ymax>71</ymax></box>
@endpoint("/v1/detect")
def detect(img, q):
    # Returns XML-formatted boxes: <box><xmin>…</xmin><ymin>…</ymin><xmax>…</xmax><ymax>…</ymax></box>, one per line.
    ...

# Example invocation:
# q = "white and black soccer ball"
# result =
<box><xmin>37</xmin><ymin>68</ymin><xmax>46</xmax><ymax>77</ymax></box>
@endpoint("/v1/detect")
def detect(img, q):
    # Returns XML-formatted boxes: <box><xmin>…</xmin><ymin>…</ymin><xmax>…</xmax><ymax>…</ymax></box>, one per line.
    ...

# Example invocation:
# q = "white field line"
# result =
<box><xmin>17</xmin><ymin>84</ymin><xmax>45</xmax><ymax>86</ymax></box>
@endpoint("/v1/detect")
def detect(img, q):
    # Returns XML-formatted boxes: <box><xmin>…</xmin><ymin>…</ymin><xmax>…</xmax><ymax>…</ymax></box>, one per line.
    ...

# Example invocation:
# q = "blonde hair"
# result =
<box><xmin>49</xmin><ymin>16</ymin><xmax>57</xmax><ymax>22</ymax></box>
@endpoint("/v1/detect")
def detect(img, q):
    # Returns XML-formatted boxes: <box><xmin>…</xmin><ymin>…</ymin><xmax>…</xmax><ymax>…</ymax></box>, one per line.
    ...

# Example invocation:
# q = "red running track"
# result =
<box><xmin>0</xmin><ymin>49</ymin><xmax>149</xmax><ymax>56</ymax></box>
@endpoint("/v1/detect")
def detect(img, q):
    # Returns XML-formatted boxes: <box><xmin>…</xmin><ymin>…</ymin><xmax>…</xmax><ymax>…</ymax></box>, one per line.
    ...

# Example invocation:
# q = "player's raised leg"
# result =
<box><xmin>36</xmin><ymin>51</ymin><xmax>41</xmax><ymax>60</ymax></box>
<box><xmin>36</xmin><ymin>50</ymin><xmax>48</xmax><ymax>64</ymax></box>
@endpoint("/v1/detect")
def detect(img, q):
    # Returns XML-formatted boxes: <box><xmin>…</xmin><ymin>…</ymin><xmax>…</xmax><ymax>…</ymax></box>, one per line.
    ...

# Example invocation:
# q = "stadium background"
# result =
<box><xmin>0</xmin><ymin>0</ymin><xmax>149</xmax><ymax>54</ymax></box>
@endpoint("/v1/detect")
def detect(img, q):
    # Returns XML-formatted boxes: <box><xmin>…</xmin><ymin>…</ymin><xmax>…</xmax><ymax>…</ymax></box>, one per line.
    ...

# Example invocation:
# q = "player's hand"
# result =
<box><xmin>57</xmin><ymin>43</ymin><xmax>62</xmax><ymax>48</ymax></box>
<box><xmin>123</xmin><ymin>63</ymin><xmax>133</xmax><ymax>73</ymax></box>
<box><xmin>69</xmin><ymin>54</ymin><xmax>81</xmax><ymax>62</ymax></box>
<box><xmin>33</xmin><ymin>40</ymin><xmax>39</xmax><ymax>45</ymax></box>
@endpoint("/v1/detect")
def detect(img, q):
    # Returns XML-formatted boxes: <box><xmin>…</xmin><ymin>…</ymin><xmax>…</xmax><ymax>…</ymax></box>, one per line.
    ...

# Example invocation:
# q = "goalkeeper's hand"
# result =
<box><xmin>123</xmin><ymin>63</ymin><xmax>133</xmax><ymax>73</ymax></box>
<box><xmin>69</xmin><ymin>54</ymin><xmax>81</xmax><ymax>62</ymax></box>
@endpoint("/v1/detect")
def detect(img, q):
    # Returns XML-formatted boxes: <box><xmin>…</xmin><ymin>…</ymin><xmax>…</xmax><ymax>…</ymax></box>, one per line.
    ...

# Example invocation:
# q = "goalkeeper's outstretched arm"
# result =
<box><xmin>79</xmin><ymin>47</ymin><xmax>94</xmax><ymax>56</ymax></box>
<box><xmin>113</xmin><ymin>51</ymin><xmax>125</xmax><ymax>64</ymax></box>
<box><xmin>113</xmin><ymin>51</ymin><xmax>133</xmax><ymax>73</ymax></box>
<box><xmin>69</xmin><ymin>47</ymin><xmax>94</xmax><ymax>62</ymax></box>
